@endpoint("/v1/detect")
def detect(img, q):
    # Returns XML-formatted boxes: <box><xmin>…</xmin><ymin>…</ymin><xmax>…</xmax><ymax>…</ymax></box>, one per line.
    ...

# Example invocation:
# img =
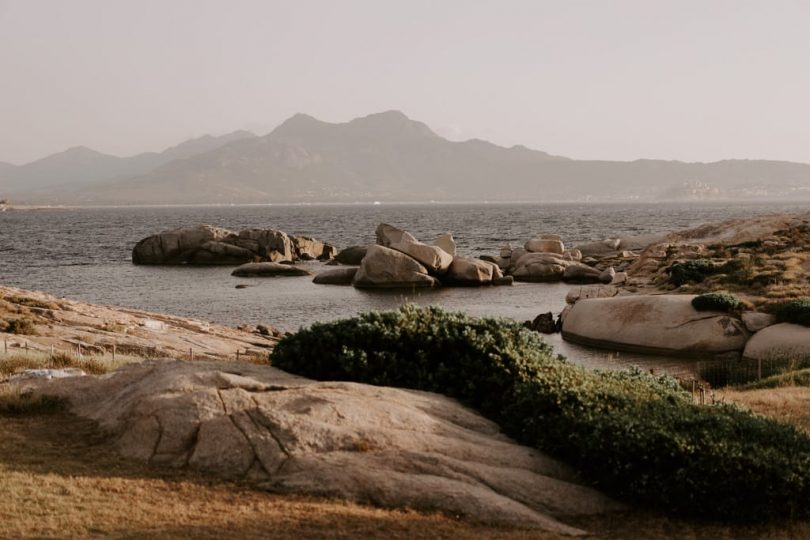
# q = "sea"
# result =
<box><xmin>1</xmin><ymin>201</ymin><xmax>807</xmax><ymax>376</ymax></box>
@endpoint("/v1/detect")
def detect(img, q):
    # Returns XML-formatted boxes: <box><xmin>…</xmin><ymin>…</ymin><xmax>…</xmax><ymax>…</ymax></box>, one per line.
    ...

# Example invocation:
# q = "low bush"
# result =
<box><xmin>738</xmin><ymin>367</ymin><xmax>810</xmax><ymax>390</ymax></box>
<box><xmin>666</xmin><ymin>259</ymin><xmax>717</xmax><ymax>286</ymax></box>
<box><xmin>774</xmin><ymin>300</ymin><xmax>810</xmax><ymax>327</ymax></box>
<box><xmin>691</xmin><ymin>292</ymin><xmax>742</xmax><ymax>313</ymax></box>
<box><xmin>4</xmin><ymin>317</ymin><xmax>36</xmax><ymax>335</ymax></box>
<box><xmin>271</xmin><ymin>305</ymin><xmax>810</xmax><ymax>522</ymax></box>
<box><xmin>0</xmin><ymin>387</ymin><xmax>64</xmax><ymax>415</ymax></box>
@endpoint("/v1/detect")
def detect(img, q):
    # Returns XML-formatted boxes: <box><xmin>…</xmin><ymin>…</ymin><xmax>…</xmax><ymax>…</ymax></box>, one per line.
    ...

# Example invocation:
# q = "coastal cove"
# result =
<box><xmin>2</xmin><ymin>201</ymin><xmax>808</xmax><ymax>376</ymax></box>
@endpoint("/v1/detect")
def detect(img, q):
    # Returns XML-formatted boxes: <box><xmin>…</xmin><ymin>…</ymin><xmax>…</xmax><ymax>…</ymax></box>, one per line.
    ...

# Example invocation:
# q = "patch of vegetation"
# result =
<box><xmin>3</xmin><ymin>317</ymin><xmax>37</xmax><ymax>335</ymax></box>
<box><xmin>271</xmin><ymin>305</ymin><xmax>810</xmax><ymax>522</ymax></box>
<box><xmin>773</xmin><ymin>300</ymin><xmax>810</xmax><ymax>327</ymax></box>
<box><xmin>0</xmin><ymin>387</ymin><xmax>64</xmax><ymax>415</ymax></box>
<box><xmin>0</xmin><ymin>352</ymin><xmax>111</xmax><ymax>376</ymax></box>
<box><xmin>691</xmin><ymin>292</ymin><xmax>742</xmax><ymax>313</ymax></box>
<box><xmin>738</xmin><ymin>368</ymin><xmax>810</xmax><ymax>390</ymax></box>
<box><xmin>3</xmin><ymin>295</ymin><xmax>58</xmax><ymax>310</ymax></box>
<box><xmin>666</xmin><ymin>259</ymin><xmax>717</xmax><ymax>286</ymax></box>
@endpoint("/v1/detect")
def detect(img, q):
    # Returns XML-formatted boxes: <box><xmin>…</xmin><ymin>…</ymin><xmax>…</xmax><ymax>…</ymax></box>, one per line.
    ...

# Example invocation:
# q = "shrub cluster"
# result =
<box><xmin>271</xmin><ymin>305</ymin><xmax>810</xmax><ymax>522</ymax></box>
<box><xmin>691</xmin><ymin>292</ymin><xmax>742</xmax><ymax>313</ymax></box>
<box><xmin>3</xmin><ymin>317</ymin><xmax>36</xmax><ymax>335</ymax></box>
<box><xmin>667</xmin><ymin>259</ymin><xmax>717</xmax><ymax>286</ymax></box>
<box><xmin>774</xmin><ymin>300</ymin><xmax>810</xmax><ymax>327</ymax></box>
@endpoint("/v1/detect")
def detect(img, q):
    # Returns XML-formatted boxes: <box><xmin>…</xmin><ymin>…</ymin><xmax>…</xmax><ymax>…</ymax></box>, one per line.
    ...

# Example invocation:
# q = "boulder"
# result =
<box><xmin>562</xmin><ymin>249</ymin><xmax>582</xmax><ymax>262</ymax></box>
<box><xmin>231</xmin><ymin>262</ymin><xmax>312</xmax><ymax>278</ymax></box>
<box><xmin>741</xmin><ymin>312</ymin><xmax>776</xmax><ymax>333</ymax></box>
<box><xmin>186</xmin><ymin>241</ymin><xmax>255</xmax><ymax>265</ymax></box>
<box><xmin>525</xmin><ymin>312</ymin><xmax>557</xmax><ymax>334</ymax></box>
<box><xmin>132</xmin><ymin>225</ymin><xmax>232</xmax><ymax>264</ymax></box>
<box><xmin>512</xmin><ymin>253</ymin><xmax>567</xmax><ymax>283</ymax></box>
<box><xmin>742</xmin><ymin>323</ymin><xmax>810</xmax><ymax>361</ymax></box>
<box><xmin>562</xmin><ymin>295</ymin><xmax>750</xmax><ymax>357</ymax></box>
<box><xmin>565</xmin><ymin>285</ymin><xmax>619</xmax><ymax>305</ymax></box>
<box><xmin>389</xmin><ymin>240</ymin><xmax>453</xmax><ymax>274</ymax></box>
<box><xmin>19</xmin><ymin>361</ymin><xmax>621</xmax><ymax>533</ymax></box>
<box><xmin>562</xmin><ymin>263</ymin><xmax>603</xmax><ymax>284</ymax></box>
<box><xmin>333</xmin><ymin>246</ymin><xmax>368</xmax><ymax>266</ymax></box>
<box><xmin>375</xmin><ymin>223</ymin><xmax>416</xmax><ymax>247</ymax></box>
<box><xmin>492</xmin><ymin>276</ymin><xmax>514</xmax><ymax>286</ymax></box>
<box><xmin>612</xmin><ymin>272</ymin><xmax>628</xmax><ymax>285</ymax></box>
<box><xmin>293</xmin><ymin>236</ymin><xmax>337</xmax><ymax>261</ymax></box>
<box><xmin>312</xmin><ymin>267</ymin><xmax>358</xmax><ymax>286</ymax></box>
<box><xmin>599</xmin><ymin>267</ymin><xmax>616</xmax><ymax>284</ymax></box>
<box><xmin>233</xmin><ymin>229</ymin><xmax>293</xmax><ymax>262</ymax></box>
<box><xmin>525</xmin><ymin>239</ymin><xmax>565</xmax><ymax>255</ymax></box>
<box><xmin>432</xmin><ymin>233</ymin><xmax>456</xmax><ymax>257</ymax></box>
<box><xmin>353</xmin><ymin>245</ymin><xmax>439</xmax><ymax>289</ymax></box>
<box><xmin>445</xmin><ymin>257</ymin><xmax>494</xmax><ymax>286</ymax></box>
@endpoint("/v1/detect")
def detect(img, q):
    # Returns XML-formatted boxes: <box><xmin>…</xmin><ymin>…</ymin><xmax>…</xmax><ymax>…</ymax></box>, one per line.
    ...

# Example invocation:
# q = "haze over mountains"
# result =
<box><xmin>3</xmin><ymin>111</ymin><xmax>810</xmax><ymax>205</ymax></box>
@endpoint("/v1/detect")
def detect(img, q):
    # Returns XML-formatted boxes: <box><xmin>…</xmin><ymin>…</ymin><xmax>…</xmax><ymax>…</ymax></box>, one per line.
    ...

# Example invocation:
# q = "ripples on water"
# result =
<box><xmin>1</xmin><ymin>202</ymin><xmax>806</xmax><ymax>375</ymax></box>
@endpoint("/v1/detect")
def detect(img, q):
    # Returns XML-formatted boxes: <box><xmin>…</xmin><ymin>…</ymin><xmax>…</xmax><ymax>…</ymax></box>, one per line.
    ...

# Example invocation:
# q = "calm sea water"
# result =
<box><xmin>1</xmin><ymin>202</ymin><xmax>806</xmax><ymax>375</ymax></box>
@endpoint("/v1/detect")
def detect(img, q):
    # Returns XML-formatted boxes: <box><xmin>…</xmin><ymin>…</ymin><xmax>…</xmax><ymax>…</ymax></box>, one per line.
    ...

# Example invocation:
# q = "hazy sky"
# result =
<box><xmin>2</xmin><ymin>0</ymin><xmax>810</xmax><ymax>164</ymax></box>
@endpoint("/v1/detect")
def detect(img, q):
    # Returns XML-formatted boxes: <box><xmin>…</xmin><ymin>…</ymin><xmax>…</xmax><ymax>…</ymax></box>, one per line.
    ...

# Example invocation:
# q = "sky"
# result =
<box><xmin>2</xmin><ymin>0</ymin><xmax>810</xmax><ymax>164</ymax></box>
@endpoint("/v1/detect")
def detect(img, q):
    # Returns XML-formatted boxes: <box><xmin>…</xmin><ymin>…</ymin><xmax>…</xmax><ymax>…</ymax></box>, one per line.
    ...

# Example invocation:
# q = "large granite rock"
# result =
<box><xmin>353</xmin><ymin>245</ymin><xmax>439</xmax><ymax>289</ymax></box>
<box><xmin>389</xmin><ymin>240</ymin><xmax>453</xmax><ymax>274</ymax></box>
<box><xmin>292</xmin><ymin>236</ymin><xmax>337</xmax><ymax>261</ymax></box>
<box><xmin>445</xmin><ymin>257</ymin><xmax>494</xmax><ymax>286</ymax></box>
<box><xmin>20</xmin><ymin>361</ymin><xmax>621</xmax><ymax>533</ymax></box>
<box><xmin>511</xmin><ymin>253</ymin><xmax>568</xmax><ymax>283</ymax></box>
<box><xmin>231</xmin><ymin>262</ymin><xmax>312</xmax><ymax>277</ymax></box>
<box><xmin>562</xmin><ymin>295</ymin><xmax>750</xmax><ymax>357</ymax></box>
<box><xmin>132</xmin><ymin>225</ymin><xmax>331</xmax><ymax>266</ymax></box>
<box><xmin>313</xmin><ymin>267</ymin><xmax>358</xmax><ymax>285</ymax></box>
<box><xmin>432</xmin><ymin>233</ymin><xmax>456</xmax><ymax>257</ymax></box>
<box><xmin>333</xmin><ymin>246</ymin><xmax>368</xmax><ymax>266</ymax></box>
<box><xmin>525</xmin><ymin>238</ymin><xmax>565</xmax><ymax>255</ymax></box>
<box><xmin>375</xmin><ymin>223</ymin><xmax>416</xmax><ymax>247</ymax></box>
<box><xmin>562</xmin><ymin>263</ymin><xmax>603</xmax><ymax>284</ymax></box>
<box><xmin>132</xmin><ymin>225</ymin><xmax>232</xmax><ymax>264</ymax></box>
<box><xmin>742</xmin><ymin>323</ymin><xmax>810</xmax><ymax>361</ymax></box>
<box><xmin>565</xmin><ymin>285</ymin><xmax>619</xmax><ymax>305</ymax></box>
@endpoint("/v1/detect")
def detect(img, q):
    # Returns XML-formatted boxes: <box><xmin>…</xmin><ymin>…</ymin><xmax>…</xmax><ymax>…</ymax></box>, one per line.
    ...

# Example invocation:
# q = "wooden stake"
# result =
<box><xmin>112</xmin><ymin>344</ymin><xmax>116</xmax><ymax>362</ymax></box>
<box><xmin>189</xmin><ymin>348</ymin><xmax>194</xmax><ymax>362</ymax></box>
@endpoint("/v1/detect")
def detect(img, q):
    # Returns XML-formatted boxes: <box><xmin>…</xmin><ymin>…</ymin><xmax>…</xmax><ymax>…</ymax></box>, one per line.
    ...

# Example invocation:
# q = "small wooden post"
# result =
<box><xmin>189</xmin><ymin>348</ymin><xmax>194</xmax><ymax>361</ymax></box>
<box><xmin>51</xmin><ymin>345</ymin><xmax>54</xmax><ymax>355</ymax></box>
<box><xmin>3</xmin><ymin>338</ymin><xmax>7</xmax><ymax>354</ymax></box>
<box><xmin>757</xmin><ymin>358</ymin><xmax>762</xmax><ymax>380</ymax></box>
<box><xmin>112</xmin><ymin>344</ymin><xmax>116</xmax><ymax>362</ymax></box>
<box><xmin>236</xmin><ymin>349</ymin><xmax>240</xmax><ymax>362</ymax></box>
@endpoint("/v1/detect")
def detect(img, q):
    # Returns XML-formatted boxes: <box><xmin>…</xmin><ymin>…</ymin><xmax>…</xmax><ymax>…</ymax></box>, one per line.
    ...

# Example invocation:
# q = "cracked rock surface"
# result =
<box><xmin>27</xmin><ymin>361</ymin><xmax>622</xmax><ymax>534</ymax></box>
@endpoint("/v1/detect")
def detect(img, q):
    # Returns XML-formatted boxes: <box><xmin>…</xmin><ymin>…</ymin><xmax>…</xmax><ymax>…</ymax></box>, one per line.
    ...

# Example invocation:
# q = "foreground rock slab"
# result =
<box><xmin>562</xmin><ymin>295</ymin><xmax>750</xmax><ymax>358</ymax></box>
<box><xmin>22</xmin><ymin>361</ymin><xmax>622</xmax><ymax>533</ymax></box>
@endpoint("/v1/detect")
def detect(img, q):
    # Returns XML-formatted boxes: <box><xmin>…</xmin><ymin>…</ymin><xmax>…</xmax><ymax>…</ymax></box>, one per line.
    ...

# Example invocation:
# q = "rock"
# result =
<box><xmin>20</xmin><ymin>361</ymin><xmax>621</xmax><ymax>533</ymax></box>
<box><xmin>432</xmin><ymin>233</ymin><xmax>456</xmax><ymax>257</ymax></box>
<box><xmin>741</xmin><ymin>312</ymin><xmax>777</xmax><ymax>333</ymax></box>
<box><xmin>255</xmin><ymin>325</ymin><xmax>271</xmax><ymax>336</ymax></box>
<box><xmin>142</xmin><ymin>319</ymin><xmax>167</xmax><ymax>331</ymax></box>
<box><xmin>492</xmin><ymin>276</ymin><xmax>514</xmax><ymax>286</ymax></box>
<box><xmin>132</xmin><ymin>225</ymin><xmax>233</xmax><ymax>264</ymax></box>
<box><xmin>389</xmin><ymin>240</ymin><xmax>453</xmax><ymax>274</ymax></box>
<box><xmin>231</xmin><ymin>262</ymin><xmax>312</xmax><ymax>278</ymax></box>
<box><xmin>499</xmin><ymin>245</ymin><xmax>513</xmax><ymax>259</ymax></box>
<box><xmin>562</xmin><ymin>249</ymin><xmax>582</xmax><ymax>262</ymax></box>
<box><xmin>599</xmin><ymin>267</ymin><xmax>616</xmax><ymax>284</ymax></box>
<box><xmin>565</xmin><ymin>285</ymin><xmax>619</xmax><ymax>305</ymax></box>
<box><xmin>353</xmin><ymin>245</ymin><xmax>439</xmax><ymax>289</ymax></box>
<box><xmin>233</xmin><ymin>229</ymin><xmax>294</xmax><ymax>262</ymax></box>
<box><xmin>375</xmin><ymin>223</ymin><xmax>417</xmax><ymax>247</ymax></box>
<box><xmin>512</xmin><ymin>253</ymin><xmax>567</xmax><ymax>283</ymax></box>
<box><xmin>508</xmin><ymin>248</ymin><xmax>528</xmax><ymax>267</ymax></box>
<box><xmin>235</xmin><ymin>284</ymin><xmax>249</xmax><ymax>289</ymax></box>
<box><xmin>313</xmin><ymin>267</ymin><xmax>358</xmax><ymax>286</ymax></box>
<box><xmin>292</xmin><ymin>236</ymin><xmax>337</xmax><ymax>261</ymax></box>
<box><xmin>445</xmin><ymin>257</ymin><xmax>494</xmax><ymax>286</ymax></box>
<box><xmin>479</xmin><ymin>255</ymin><xmax>499</xmax><ymax>264</ymax></box>
<box><xmin>562</xmin><ymin>263</ymin><xmax>603</xmax><ymax>284</ymax></box>
<box><xmin>186</xmin><ymin>241</ymin><xmax>255</xmax><ymax>265</ymax></box>
<box><xmin>525</xmin><ymin>239</ymin><xmax>565</xmax><ymax>255</ymax></box>
<box><xmin>742</xmin><ymin>323</ymin><xmax>810</xmax><ymax>361</ymax></box>
<box><xmin>525</xmin><ymin>312</ymin><xmax>557</xmax><ymax>334</ymax></box>
<box><xmin>9</xmin><ymin>368</ymin><xmax>85</xmax><ymax>381</ymax></box>
<box><xmin>562</xmin><ymin>295</ymin><xmax>750</xmax><ymax>357</ymax></box>
<box><xmin>334</xmin><ymin>246</ymin><xmax>368</xmax><ymax>266</ymax></box>
<box><xmin>612</xmin><ymin>272</ymin><xmax>628</xmax><ymax>285</ymax></box>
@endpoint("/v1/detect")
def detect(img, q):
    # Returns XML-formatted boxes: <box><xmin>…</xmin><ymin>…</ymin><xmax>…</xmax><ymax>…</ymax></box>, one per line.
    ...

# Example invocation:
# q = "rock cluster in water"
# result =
<box><xmin>132</xmin><ymin>224</ymin><xmax>337</xmax><ymax>265</ymax></box>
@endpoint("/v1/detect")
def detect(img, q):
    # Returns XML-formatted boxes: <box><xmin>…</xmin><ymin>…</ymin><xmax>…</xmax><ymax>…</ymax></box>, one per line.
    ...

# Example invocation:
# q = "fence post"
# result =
<box><xmin>189</xmin><ymin>348</ymin><xmax>194</xmax><ymax>361</ymax></box>
<box><xmin>112</xmin><ymin>344</ymin><xmax>116</xmax><ymax>362</ymax></box>
<box><xmin>3</xmin><ymin>338</ymin><xmax>7</xmax><ymax>354</ymax></box>
<box><xmin>757</xmin><ymin>358</ymin><xmax>762</xmax><ymax>380</ymax></box>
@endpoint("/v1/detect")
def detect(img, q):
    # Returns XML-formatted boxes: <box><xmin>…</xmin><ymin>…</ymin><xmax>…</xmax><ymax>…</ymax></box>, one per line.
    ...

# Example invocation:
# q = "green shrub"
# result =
<box><xmin>738</xmin><ymin>367</ymin><xmax>810</xmax><ymax>390</ymax></box>
<box><xmin>666</xmin><ymin>259</ymin><xmax>717</xmax><ymax>286</ymax></box>
<box><xmin>271</xmin><ymin>305</ymin><xmax>810</xmax><ymax>522</ymax></box>
<box><xmin>691</xmin><ymin>292</ymin><xmax>742</xmax><ymax>313</ymax></box>
<box><xmin>4</xmin><ymin>317</ymin><xmax>36</xmax><ymax>335</ymax></box>
<box><xmin>774</xmin><ymin>300</ymin><xmax>810</xmax><ymax>327</ymax></box>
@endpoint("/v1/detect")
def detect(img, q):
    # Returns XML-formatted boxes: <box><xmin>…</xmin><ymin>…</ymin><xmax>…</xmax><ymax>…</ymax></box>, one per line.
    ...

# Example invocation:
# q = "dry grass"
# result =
<box><xmin>718</xmin><ymin>386</ymin><xmax>810</xmax><ymax>432</ymax></box>
<box><xmin>0</xmin><ymin>351</ymin><xmax>140</xmax><ymax>378</ymax></box>
<box><xmin>0</xmin><ymin>386</ymin><xmax>64</xmax><ymax>415</ymax></box>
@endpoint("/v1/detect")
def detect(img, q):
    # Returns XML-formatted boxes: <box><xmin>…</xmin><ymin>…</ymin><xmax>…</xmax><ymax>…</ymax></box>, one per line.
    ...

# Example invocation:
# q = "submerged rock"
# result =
<box><xmin>313</xmin><ymin>267</ymin><xmax>358</xmax><ymax>285</ymax></box>
<box><xmin>231</xmin><ymin>262</ymin><xmax>312</xmax><ymax>277</ymax></box>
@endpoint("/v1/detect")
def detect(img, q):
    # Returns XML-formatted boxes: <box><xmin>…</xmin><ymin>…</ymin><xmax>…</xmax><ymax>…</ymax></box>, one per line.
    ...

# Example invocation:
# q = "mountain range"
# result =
<box><xmin>3</xmin><ymin>111</ymin><xmax>810</xmax><ymax>204</ymax></box>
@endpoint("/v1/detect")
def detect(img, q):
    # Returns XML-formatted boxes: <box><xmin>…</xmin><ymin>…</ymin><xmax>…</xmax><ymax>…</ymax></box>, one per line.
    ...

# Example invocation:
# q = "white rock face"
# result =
<box><xmin>23</xmin><ymin>361</ymin><xmax>622</xmax><ymax>533</ymax></box>
<box><xmin>353</xmin><ymin>245</ymin><xmax>439</xmax><ymax>289</ymax></box>
<box><xmin>743</xmin><ymin>323</ymin><xmax>810</xmax><ymax>360</ymax></box>
<box><xmin>562</xmin><ymin>295</ymin><xmax>750</xmax><ymax>357</ymax></box>
<box><xmin>389</xmin><ymin>240</ymin><xmax>453</xmax><ymax>274</ymax></box>
<box><xmin>432</xmin><ymin>233</ymin><xmax>457</xmax><ymax>257</ymax></box>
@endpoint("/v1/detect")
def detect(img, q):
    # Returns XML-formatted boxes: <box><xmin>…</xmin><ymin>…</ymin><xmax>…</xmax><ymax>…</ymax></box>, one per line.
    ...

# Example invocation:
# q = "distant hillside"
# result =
<box><xmin>5</xmin><ymin>111</ymin><xmax>810</xmax><ymax>204</ymax></box>
<box><xmin>0</xmin><ymin>130</ymin><xmax>256</xmax><ymax>197</ymax></box>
